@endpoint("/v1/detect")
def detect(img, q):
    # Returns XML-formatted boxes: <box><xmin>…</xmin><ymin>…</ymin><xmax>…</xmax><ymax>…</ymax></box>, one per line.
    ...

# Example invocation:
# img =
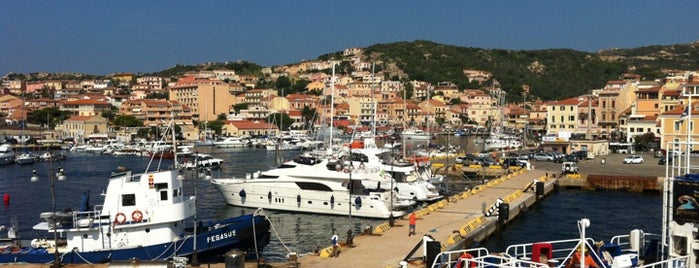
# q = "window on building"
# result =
<box><xmin>630</xmin><ymin>128</ymin><xmax>634</xmax><ymax>133</ymax></box>
<box><xmin>602</xmin><ymin>101</ymin><xmax>606</xmax><ymax>108</ymax></box>
<box><xmin>551</xmin><ymin>125</ymin><xmax>556</xmax><ymax>129</ymax></box>
<box><xmin>675</xmin><ymin>121</ymin><xmax>681</xmax><ymax>131</ymax></box>
<box><xmin>551</xmin><ymin>106</ymin><xmax>555</xmax><ymax>111</ymax></box>
<box><xmin>569</xmin><ymin>116</ymin><xmax>575</xmax><ymax>121</ymax></box>
<box><xmin>560</xmin><ymin>116</ymin><xmax>564</xmax><ymax>122</ymax></box>
<box><xmin>612</xmin><ymin>101</ymin><xmax>616</xmax><ymax>108</ymax></box>
<box><xmin>551</xmin><ymin>117</ymin><xmax>555</xmax><ymax>123</ymax></box>
<box><xmin>636</xmin><ymin>128</ymin><xmax>643</xmax><ymax>132</ymax></box>
<box><xmin>560</xmin><ymin>106</ymin><xmax>565</xmax><ymax>111</ymax></box>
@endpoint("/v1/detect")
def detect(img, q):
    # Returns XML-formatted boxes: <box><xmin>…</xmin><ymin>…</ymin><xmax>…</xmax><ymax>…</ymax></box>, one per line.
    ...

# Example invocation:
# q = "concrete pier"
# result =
<box><xmin>297</xmin><ymin>168</ymin><xmax>554</xmax><ymax>268</ymax></box>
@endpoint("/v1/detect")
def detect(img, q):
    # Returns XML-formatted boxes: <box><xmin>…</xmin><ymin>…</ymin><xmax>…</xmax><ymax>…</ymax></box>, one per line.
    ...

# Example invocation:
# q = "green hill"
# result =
<box><xmin>360</xmin><ymin>40</ymin><xmax>699</xmax><ymax>101</ymax></box>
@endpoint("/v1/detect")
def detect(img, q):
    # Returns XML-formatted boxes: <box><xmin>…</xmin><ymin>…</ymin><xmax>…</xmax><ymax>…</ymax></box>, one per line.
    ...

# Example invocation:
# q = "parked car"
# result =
<box><xmin>503</xmin><ymin>157</ymin><xmax>528</xmax><ymax>167</ymax></box>
<box><xmin>623</xmin><ymin>155</ymin><xmax>644</xmax><ymax>164</ymax></box>
<box><xmin>533</xmin><ymin>153</ymin><xmax>553</xmax><ymax>161</ymax></box>
<box><xmin>571</xmin><ymin>150</ymin><xmax>588</xmax><ymax>160</ymax></box>
<box><xmin>658</xmin><ymin>156</ymin><xmax>674</xmax><ymax>165</ymax></box>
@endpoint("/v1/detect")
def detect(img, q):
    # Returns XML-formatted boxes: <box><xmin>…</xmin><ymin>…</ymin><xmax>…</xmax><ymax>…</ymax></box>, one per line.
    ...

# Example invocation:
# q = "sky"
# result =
<box><xmin>1</xmin><ymin>0</ymin><xmax>698</xmax><ymax>76</ymax></box>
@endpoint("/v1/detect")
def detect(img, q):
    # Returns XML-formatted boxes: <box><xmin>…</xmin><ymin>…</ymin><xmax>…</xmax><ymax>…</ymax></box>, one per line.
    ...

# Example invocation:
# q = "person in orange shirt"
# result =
<box><xmin>408</xmin><ymin>212</ymin><xmax>417</xmax><ymax>236</ymax></box>
<box><xmin>566</xmin><ymin>248</ymin><xmax>599</xmax><ymax>268</ymax></box>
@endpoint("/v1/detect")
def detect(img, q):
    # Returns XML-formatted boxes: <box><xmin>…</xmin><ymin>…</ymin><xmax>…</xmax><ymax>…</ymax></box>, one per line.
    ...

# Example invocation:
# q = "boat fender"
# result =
<box><xmin>268</xmin><ymin>191</ymin><xmax>272</xmax><ymax>200</ymax></box>
<box><xmin>455</xmin><ymin>252</ymin><xmax>475</xmax><ymax>268</ymax></box>
<box><xmin>297</xmin><ymin>194</ymin><xmax>301</xmax><ymax>204</ymax></box>
<box><xmin>330</xmin><ymin>195</ymin><xmax>335</xmax><ymax>205</ymax></box>
<box><xmin>239</xmin><ymin>189</ymin><xmax>246</xmax><ymax>198</ymax></box>
<box><xmin>132</xmin><ymin>210</ymin><xmax>143</xmax><ymax>223</ymax></box>
<box><xmin>114</xmin><ymin>212</ymin><xmax>127</xmax><ymax>224</ymax></box>
<box><xmin>30</xmin><ymin>238</ymin><xmax>41</xmax><ymax>248</ymax></box>
<box><xmin>355</xmin><ymin>196</ymin><xmax>361</xmax><ymax>207</ymax></box>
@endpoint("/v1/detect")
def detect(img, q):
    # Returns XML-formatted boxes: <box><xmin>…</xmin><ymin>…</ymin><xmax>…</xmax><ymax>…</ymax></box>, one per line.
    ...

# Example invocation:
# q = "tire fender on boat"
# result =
<box><xmin>114</xmin><ymin>212</ymin><xmax>127</xmax><ymax>224</ymax></box>
<box><xmin>132</xmin><ymin>210</ymin><xmax>143</xmax><ymax>223</ymax></box>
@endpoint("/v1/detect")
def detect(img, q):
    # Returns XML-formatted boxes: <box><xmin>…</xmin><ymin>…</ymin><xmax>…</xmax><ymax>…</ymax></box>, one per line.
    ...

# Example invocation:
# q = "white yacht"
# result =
<box><xmin>180</xmin><ymin>153</ymin><xmax>224</xmax><ymax>169</ymax></box>
<box><xmin>0</xmin><ymin>144</ymin><xmax>15</xmax><ymax>165</ymax></box>
<box><xmin>213</xmin><ymin>137</ymin><xmax>248</xmax><ymax>148</ymax></box>
<box><xmin>345</xmin><ymin>138</ymin><xmax>443</xmax><ymax>202</ymax></box>
<box><xmin>211</xmin><ymin>171</ymin><xmax>406</xmax><ymax>219</ymax></box>
<box><xmin>401</xmin><ymin>128</ymin><xmax>431</xmax><ymax>140</ymax></box>
<box><xmin>15</xmin><ymin>152</ymin><xmax>35</xmax><ymax>165</ymax></box>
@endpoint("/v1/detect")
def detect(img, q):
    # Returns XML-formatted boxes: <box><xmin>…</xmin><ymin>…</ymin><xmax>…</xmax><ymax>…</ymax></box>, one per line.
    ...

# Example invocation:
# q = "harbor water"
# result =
<box><xmin>0</xmin><ymin>138</ymin><xmax>663</xmax><ymax>263</ymax></box>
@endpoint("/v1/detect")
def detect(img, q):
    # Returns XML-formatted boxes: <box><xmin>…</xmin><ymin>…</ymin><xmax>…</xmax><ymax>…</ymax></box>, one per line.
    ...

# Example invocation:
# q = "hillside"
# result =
<box><xmin>361</xmin><ymin>40</ymin><xmax>699</xmax><ymax>101</ymax></box>
<box><xmin>9</xmin><ymin>41</ymin><xmax>699</xmax><ymax>102</ymax></box>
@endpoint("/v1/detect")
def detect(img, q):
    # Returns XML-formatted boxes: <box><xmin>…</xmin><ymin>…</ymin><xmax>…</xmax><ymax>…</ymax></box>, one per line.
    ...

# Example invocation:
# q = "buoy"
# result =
<box><xmin>3</xmin><ymin>193</ymin><xmax>9</xmax><ymax>205</ymax></box>
<box><xmin>114</xmin><ymin>212</ymin><xmax>127</xmax><ymax>224</ymax></box>
<box><xmin>354</xmin><ymin>196</ymin><xmax>361</xmax><ymax>207</ymax></box>
<box><xmin>131</xmin><ymin>210</ymin><xmax>143</xmax><ymax>222</ymax></box>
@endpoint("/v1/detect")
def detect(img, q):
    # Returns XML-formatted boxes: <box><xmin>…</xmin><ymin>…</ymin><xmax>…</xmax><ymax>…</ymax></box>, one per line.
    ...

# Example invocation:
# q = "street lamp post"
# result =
<box><xmin>31</xmin><ymin>158</ymin><xmax>66</xmax><ymax>268</ymax></box>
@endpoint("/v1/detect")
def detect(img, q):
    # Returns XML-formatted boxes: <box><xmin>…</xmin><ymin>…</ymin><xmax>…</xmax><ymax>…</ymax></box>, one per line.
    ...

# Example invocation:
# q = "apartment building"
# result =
<box><xmin>119</xmin><ymin>99</ymin><xmax>194</xmax><ymax>126</ymax></box>
<box><xmin>60</xmin><ymin>99</ymin><xmax>112</xmax><ymax>116</ymax></box>
<box><xmin>168</xmin><ymin>76</ymin><xmax>238</xmax><ymax>122</ymax></box>
<box><xmin>57</xmin><ymin>115</ymin><xmax>109</xmax><ymax>140</ymax></box>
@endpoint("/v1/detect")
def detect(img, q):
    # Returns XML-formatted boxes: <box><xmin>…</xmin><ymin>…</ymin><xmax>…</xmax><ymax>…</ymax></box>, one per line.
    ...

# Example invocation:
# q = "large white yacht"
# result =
<box><xmin>211</xmin><ymin>171</ymin><xmax>406</xmax><ymax>219</ymax></box>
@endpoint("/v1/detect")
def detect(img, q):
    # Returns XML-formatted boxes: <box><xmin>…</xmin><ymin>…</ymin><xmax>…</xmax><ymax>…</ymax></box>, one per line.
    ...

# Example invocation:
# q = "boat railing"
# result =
<box><xmin>70</xmin><ymin>205</ymin><xmax>108</xmax><ymax>229</ymax></box>
<box><xmin>430</xmin><ymin>247</ymin><xmax>551</xmax><ymax>268</ymax></box>
<box><xmin>504</xmin><ymin>238</ymin><xmax>606</xmax><ymax>267</ymax></box>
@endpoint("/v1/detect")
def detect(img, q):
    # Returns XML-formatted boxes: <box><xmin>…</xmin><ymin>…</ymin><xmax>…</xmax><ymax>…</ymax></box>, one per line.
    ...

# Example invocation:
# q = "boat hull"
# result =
<box><xmin>0</xmin><ymin>214</ymin><xmax>270</xmax><ymax>264</ymax></box>
<box><xmin>212</xmin><ymin>178</ymin><xmax>406</xmax><ymax>219</ymax></box>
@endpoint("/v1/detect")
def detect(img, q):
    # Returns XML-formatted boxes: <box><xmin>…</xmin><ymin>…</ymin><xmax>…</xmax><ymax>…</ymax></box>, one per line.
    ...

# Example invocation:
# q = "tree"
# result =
<box><xmin>207</xmin><ymin>120</ymin><xmax>224</xmax><ymax>135</ymax></box>
<box><xmin>27</xmin><ymin>107</ymin><xmax>70</xmax><ymax>129</ymax></box>
<box><xmin>275</xmin><ymin>76</ymin><xmax>292</xmax><ymax>96</ymax></box>
<box><xmin>450</xmin><ymin>98</ymin><xmax>462</xmax><ymax>105</ymax></box>
<box><xmin>217</xmin><ymin>113</ymin><xmax>227</xmax><ymax>121</ymax></box>
<box><xmin>301</xmin><ymin>106</ymin><xmax>317</xmax><ymax>130</ymax></box>
<box><xmin>113</xmin><ymin>115</ymin><xmax>144</xmax><ymax>127</ymax></box>
<box><xmin>267</xmin><ymin>113</ymin><xmax>293</xmax><ymax>131</ymax></box>
<box><xmin>633</xmin><ymin>132</ymin><xmax>656</xmax><ymax>152</ymax></box>
<box><xmin>232</xmin><ymin>103</ymin><xmax>249</xmax><ymax>113</ymax></box>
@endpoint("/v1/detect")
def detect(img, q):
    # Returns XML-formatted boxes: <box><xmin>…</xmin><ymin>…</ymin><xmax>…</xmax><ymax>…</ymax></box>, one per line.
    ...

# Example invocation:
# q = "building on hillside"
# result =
<box><xmin>597</xmin><ymin>79</ymin><xmax>638</xmax><ymax>139</ymax></box>
<box><xmin>25</xmin><ymin>98</ymin><xmax>60</xmax><ymax>111</ymax></box>
<box><xmin>119</xmin><ymin>99</ymin><xmax>194</xmax><ymax>126</ymax></box>
<box><xmin>634</xmin><ymin>83</ymin><xmax>661</xmax><ymax>117</ymax></box>
<box><xmin>0</xmin><ymin>95</ymin><xmax>23</xmax><ymax>119</ymax></box>
<box><xmin>60</xmin><ymin>99</ymin><xmax>112</xmax><ymax>116</ymax></box>
<box><xmin>419</xmin><ymin>99</ymin><xmax>447</xmax><ymax>125</ymax></box>
<box><xmin>57</xmin><ymin>115</ymin><xmax>109</xmax><ymax>140</ymax></box>
<box><xmin>169</xmin><ymin>76</ymin><xmax>238</xmax><ymax>122</ymax></box>
<box><xmin>222</xmin><ymin>120</ymin><xmax>278</xmax><ymax>137</ymax></box>
<box><xmin>112</xmin><ymin>73</ymin><xmax>135</xmax><ymax>84</ymax></box>
<box><xmin>546</xmin><ymin>97</ymin><xmax>581</xmax><ymax>136</ymax></box>
<box><xmin>347</xmin><ymin>97</ymin><xmax>376</xmax><ymax>126</ymax></box>
<box><xmin>658</xmin><ymin>83</ymin><xmax>699</xmax><ymax>150</ymax></box>
<box><xmin>625</xmin><ymin>115</ymin><xmax>658</xmax><ymax>143</ymax></box>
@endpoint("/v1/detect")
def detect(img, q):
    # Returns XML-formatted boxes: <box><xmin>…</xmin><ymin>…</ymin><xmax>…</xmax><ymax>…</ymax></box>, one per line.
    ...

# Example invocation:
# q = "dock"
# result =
<box><xmin>297</xmin><ymin>168</ymin><xmax>554</xmax><ymax>268</ymax></box>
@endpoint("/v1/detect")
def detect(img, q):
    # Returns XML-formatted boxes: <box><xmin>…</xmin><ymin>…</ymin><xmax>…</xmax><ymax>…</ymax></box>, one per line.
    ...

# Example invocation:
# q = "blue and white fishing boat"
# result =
<box><xmin>0</xmin><ymin>123</ymin><xmax>271</xmax><ymax>265</ymax></box>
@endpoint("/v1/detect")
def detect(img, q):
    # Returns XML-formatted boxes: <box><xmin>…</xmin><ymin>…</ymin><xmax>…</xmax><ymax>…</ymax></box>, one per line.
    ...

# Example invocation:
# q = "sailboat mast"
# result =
<box><xmin>328</xmin><ymin>61</ymin><xmax>336</xmax><ymax>155</ymax></box>
<box><xmin>371</xmin><ymin>63</ymin><xmax>377</xmax><ymax>138</ymax></box>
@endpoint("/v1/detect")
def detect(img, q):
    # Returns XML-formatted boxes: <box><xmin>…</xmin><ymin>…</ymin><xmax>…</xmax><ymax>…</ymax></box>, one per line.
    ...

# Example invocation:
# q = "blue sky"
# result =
<box><xmin>1</xmin><ymin>1</ymin><xmax>697</xmax><ymax>76</ymax></box>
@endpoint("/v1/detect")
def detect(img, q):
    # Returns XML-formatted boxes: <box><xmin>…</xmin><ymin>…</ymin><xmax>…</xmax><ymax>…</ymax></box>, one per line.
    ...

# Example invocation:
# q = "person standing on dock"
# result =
<box><xmin>331</xmin><ymin>230</ymin><xmax>340</xmax><ymax>257</ymax></box>
<box><xmin>408</xmin><ymin>212</ymin><xmax>417</xmax><ymax>236</ymax></box>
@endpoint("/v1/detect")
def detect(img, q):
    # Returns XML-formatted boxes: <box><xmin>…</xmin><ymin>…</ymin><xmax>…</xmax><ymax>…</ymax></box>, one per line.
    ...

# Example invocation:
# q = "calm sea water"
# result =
<box><xmin>0</xmin><ymin>138</ymin><xmax>663</xmax><ymax>263</ymax></box>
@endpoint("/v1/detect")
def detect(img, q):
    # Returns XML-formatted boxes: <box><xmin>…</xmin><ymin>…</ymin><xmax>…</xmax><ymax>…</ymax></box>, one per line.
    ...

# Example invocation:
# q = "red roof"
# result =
<box><xmin>63</xmin><ymin>99</ymin><xmax>110</xmax><ymax>105</ymax></box>
<box><xmin>226</xmin><ymin>120</ymin><xmax>277</xmax><ymax>130</ymax></box>
<box><xmin>66</xmin><ymin>115</ymin><xmax>95</xmax><ymax>122</ymax></box>
<box><xmin>550</xmin><ymin>97</ymin><xmax>581</xmax><ymax>106</ymax></box>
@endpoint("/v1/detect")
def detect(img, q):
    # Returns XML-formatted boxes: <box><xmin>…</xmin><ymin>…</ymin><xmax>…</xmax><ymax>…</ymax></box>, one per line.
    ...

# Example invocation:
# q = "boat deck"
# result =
<box><xmin>296</xmin><ymin>168</ymin><xmax>553</xmax><ymax>268</ymax></box>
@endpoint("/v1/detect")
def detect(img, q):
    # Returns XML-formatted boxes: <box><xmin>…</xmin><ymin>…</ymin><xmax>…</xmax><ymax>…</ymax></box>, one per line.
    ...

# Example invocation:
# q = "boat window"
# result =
<box><xmin>258</xmin><ymin>175</ymin><xmax>279</xmax><ymax>179</ymax></box>
<box><xmin>160</xmin><ymin>190</ymin><xmax>168</xmax><ymax>201</ymax></box>
<box><xmin>671</xmin><ymin>235</ymin><xmax>687</xmax><ymax>255</ymax></box>
<box><xmin>172</xmin><ymin>188</ymin><xmax>179</xmax><ymax>198</ymax></box>
<box><xmin>277</xmin><ymin>164</ymin><xmax>296</xmax><ymax>169</ymax></box>
<box><xmin>154</xmin><ymin>183</ymin><xmax>168</xmax><ymax>191</ymax></box>
<box><xmin>121</xmin><ymin>194</ymin><xmax>136</xmax><ymax>206</ymax></box>
<box><xmin>296</xmin><ymin>182</ymin><xmax>333</xmax><ymax>191</ymax></box>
